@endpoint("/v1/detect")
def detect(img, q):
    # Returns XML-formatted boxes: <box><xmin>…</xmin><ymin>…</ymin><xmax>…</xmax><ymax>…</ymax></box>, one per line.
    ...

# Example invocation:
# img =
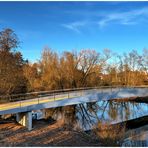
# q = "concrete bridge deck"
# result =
<box><xmin>1</xmin><ymin>87</ymin><xmax>148</xmax><ymax>115</ymax></box>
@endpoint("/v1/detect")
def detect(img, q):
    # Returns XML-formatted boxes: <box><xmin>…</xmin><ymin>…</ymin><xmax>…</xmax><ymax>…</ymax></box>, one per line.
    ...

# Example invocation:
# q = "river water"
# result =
<box><xmin>45</xmin><ymin>99</ymin><xmax>148</xmax><ymax>146</ymax></box>
<box><xmin>72</xmin><ymin>101</ymin><xmax>148</xmax><ymax>130</ymax></box>
<box><xmin>33</xmin><ymin>98</ymin><xmax>148</xmax><ymax>146</ymax></box>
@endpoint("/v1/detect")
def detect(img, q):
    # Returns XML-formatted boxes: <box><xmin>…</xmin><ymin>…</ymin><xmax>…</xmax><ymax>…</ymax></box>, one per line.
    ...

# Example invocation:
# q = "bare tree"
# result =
<box><xmin>0</xmin><ymin>28</ymin><xmax>19</xmax><ymax>52</ymax></box>
<box><xmin>0</xmin><ymin>28</ymin><xmax>26</xmax><ymax>95</ymax></box>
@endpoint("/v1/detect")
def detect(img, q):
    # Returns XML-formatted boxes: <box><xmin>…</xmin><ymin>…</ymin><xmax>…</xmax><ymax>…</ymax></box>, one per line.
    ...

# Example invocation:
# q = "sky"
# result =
<box><xmin>0</xmin><ymin>1</ymin><xmax>148</xmax><ymax>62</ymax></box>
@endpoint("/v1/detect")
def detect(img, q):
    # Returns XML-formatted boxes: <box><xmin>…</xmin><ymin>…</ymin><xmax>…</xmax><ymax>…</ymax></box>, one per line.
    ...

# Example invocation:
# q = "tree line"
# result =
<box><xmin>0</xmin><ymin>28</ymin><xmax>148</xmax><ymax>95</ymax></box>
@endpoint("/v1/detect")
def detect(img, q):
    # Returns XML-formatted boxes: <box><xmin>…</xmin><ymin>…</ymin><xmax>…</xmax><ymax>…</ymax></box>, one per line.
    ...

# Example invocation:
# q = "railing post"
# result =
<box><xmin>20</xmin><ymin>96</ymin><xmax>22</xmax><ymax>108</ymax></box>
<box><xmin>68</xmin><ymin>92</ymin><xmax>69</xmax><ymax>98</ymax></box>
<box><xmin>54</xmin><ymin>91</ymin><xmax>55</xmax><ymax>101</ymax></box>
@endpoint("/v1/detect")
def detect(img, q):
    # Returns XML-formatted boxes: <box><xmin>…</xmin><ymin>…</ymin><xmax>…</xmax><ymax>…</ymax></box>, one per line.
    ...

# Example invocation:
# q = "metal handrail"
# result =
<box><xmin>0</xmin><ymin>85</ymin><xmax>148</xmax><ymax>103</ymax></box>
<box><xmin>0</xmin><ymin>86</ymin><xmax>119</xmax><ymax>99</ymax></box>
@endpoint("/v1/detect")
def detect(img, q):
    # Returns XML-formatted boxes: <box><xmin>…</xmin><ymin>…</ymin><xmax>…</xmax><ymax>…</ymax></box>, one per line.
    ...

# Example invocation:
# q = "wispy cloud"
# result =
<box><xmin>62</xmin><ymin>21</ymin><xmax>87</xmax><ymax>33</ymax></box>
<box><xmin>62</xmin><ymin>7</ymin><xmax>148</xmax><ymax>32</ymax></box>
<box><xmin>98</xmin><ymin>7</ymin><xmax>148</xmax><ymax>28</ymax></box>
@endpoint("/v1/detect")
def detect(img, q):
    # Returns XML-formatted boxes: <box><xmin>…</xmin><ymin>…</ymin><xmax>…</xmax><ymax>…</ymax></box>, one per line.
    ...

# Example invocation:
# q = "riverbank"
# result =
<box><xmin>0</xmin><ymin>119</ymin><xmax>101</xmax><ymax>147</ymax></box>
<box><xmin>0</xmin><ymin>115</ymin><xmax>148</xmax><ymax>146</ymax></box>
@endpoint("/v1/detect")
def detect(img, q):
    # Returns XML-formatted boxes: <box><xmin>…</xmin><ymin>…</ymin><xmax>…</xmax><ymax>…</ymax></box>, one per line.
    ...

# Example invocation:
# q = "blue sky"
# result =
<box><xmin>0</xmin><ymin>1</ymin><xmax>148</xmax><ymax>62</ymax></box>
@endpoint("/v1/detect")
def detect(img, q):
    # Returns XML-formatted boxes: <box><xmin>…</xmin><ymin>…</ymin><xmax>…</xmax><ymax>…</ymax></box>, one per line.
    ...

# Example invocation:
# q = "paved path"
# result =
<box><xmin>0</xmin><ymin>87</ymin><xmax>148</xmax><ymax>115</ymax></box>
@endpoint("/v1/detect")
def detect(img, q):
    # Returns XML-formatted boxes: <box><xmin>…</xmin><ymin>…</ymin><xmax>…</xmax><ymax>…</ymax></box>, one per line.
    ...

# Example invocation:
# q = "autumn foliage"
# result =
<box><xmin>0</xmin><ymin>28</ymin><xmax>148</xmax><ymax>95</ymax></box>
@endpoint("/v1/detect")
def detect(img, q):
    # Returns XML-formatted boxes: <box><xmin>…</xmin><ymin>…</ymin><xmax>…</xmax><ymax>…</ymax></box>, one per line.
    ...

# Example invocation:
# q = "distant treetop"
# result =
<box><xmin>0</xmin><ymin>28</ymin><xmax>19</xmax><ymax>52</ymax></box>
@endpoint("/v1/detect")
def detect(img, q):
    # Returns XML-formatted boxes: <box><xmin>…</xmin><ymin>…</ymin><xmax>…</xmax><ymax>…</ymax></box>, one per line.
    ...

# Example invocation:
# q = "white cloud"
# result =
<box><xmin>62</xmin><ymin>21</ymin><xmax>87</xmax><ymax>33</ymax></box>
<box><xmin>62</xmin><ymin>7</ymin><xmax>148</xmax><ymax>32</ymax></box>
<box><xmin>98</xmin><ymin>7</ymin><xmax>148</xmax><ymax>28</ymax></box>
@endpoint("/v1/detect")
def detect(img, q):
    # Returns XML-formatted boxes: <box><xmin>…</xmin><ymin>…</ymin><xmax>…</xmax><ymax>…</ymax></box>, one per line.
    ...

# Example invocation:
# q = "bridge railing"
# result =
<box><xmin>0</xmin><ymin>87</ymin><xmax>95</xmax><ymax>103</ymax></box>
<box><xmin>0</xmin><ymin>85</ymin><xmax>148</xmax><ymax>104</ymax></box>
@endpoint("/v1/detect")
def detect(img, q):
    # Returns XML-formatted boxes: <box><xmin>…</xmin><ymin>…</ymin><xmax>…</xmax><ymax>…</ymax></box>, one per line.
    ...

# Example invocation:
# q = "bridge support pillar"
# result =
<box><xmin>16</xmin><ymin>111</ymin><xmax>32</xmax><ymax>131</ymax></box>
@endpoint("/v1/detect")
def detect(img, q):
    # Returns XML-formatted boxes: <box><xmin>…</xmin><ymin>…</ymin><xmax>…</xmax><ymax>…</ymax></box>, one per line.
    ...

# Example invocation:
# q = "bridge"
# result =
<box><xmin>0</xmin><ymin>86</ymin><xmax>148</xmax><ymax>130</ymax></box>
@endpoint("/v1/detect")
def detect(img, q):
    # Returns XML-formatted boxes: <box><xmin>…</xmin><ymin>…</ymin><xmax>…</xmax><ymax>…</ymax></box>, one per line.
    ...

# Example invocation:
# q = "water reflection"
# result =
<box><xmin>75</xmin><ymin>100</ymin><xmax>148</xmax><ymax>146</ymax></box>
<box><xmin>44</xmin><ymin>100</ymin><xmax>148</xmax><ymax>146</ymax></box>
<box><xmin>74</xmin><ymin>101</ymin><xmax>148</xmax><ymax>130</ymax></box>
